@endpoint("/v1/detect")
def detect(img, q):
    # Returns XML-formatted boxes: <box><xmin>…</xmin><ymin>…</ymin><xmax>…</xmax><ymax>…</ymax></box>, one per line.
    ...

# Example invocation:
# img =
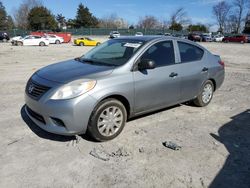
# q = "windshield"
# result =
<box><xmin>80</xmin><ymin>39</ymin><xmax>145</xmax><ymax>66</ymax></box>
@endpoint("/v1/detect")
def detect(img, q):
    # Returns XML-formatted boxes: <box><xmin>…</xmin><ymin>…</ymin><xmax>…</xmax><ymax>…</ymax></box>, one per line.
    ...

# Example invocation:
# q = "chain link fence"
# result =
<box><xmin>5</xmin><ymin>28</ymin><xmax>189</xmax><ymax>37</ymax></box>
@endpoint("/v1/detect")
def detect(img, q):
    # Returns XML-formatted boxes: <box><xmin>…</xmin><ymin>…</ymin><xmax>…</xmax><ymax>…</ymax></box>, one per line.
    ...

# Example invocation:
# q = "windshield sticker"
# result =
<box><xmin>123</xmin><ymin>43</ymin><xmax>142</xmax><ymax>48</ymax></box>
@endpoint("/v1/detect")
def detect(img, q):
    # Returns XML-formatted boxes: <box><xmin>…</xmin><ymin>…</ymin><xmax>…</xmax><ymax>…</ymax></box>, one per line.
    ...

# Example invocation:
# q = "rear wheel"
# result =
<box><xmin>87</xmin><ymin>98</ymin><xmax>127</xmax><ymax>141</ymax></box>
<box><xmin>193</xmin><ymin>80</ymin><xmax>214</xmax><ymax>107</ymax></box>
<box><xmin>55</xmin><ymin>40</ymin><xmax>60</xmax><ymax>44</ymax></box>
<box><xmin>96</xmin><ymin>42</ymin><xmax>101</xmax><ymax>46</ymax></box>
<box><xmin>39</xmin><ymin>42</ymin><xmax>45</xmax><ymax>46</ymax></box>
<box><xmin>17</xmin><ymin>41</ymin><xmax>23</xmax><ymax>46</ymax></box>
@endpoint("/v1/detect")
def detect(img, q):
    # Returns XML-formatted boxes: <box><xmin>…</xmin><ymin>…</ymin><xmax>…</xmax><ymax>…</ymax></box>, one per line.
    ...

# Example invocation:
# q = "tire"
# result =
<box><xmin>240</xmin><ymin>41</ymin><xmax>244</xmax><ymax>44</ymax></box>
<box><xmin>17</xmin><ymin>41</ymin><xmax>23</xmax><ymax>46</ymax></box>
<box><xmin>87</xmin><ymin>98</ymin><xmax>127</xmax><ymax>141</ymax></box>
<box><xmin>193</xmin><ymin>80</ymin><xmax>214</xmax><ymax>107</ymax></box>
<box><xmin>39</xmin><ymin>42</ymin><xmax>45</xmax><ymax>46</ymax></box>
<box><xmin>96</xmin><ymin>42</ymin><xmax>101</xmax><ymax>46</ymax></box>
<box><xmin>79</xmin><ymin>42</ymin><xmax>84</xmax><ymax>46</ymax></box>
<box><xmin>55</xmin><ymin>40</ymin><xmax>60</xmax><ymax>44</ymax></box>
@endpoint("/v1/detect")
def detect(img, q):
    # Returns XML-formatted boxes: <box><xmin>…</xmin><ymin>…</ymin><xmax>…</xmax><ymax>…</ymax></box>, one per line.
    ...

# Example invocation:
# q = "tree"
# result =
<box><xmin>98</xmin><ymin>14</ymin><xmax>128</xmax><ymax>28</ymax></box>
<box><xmin>233</xmin><ymin>0</ymin><xmax>248</xmax><ymax>33</ymax></box>
<box><xmin>75</xmin><ymin>3</ymin><xmax>98</xmax><ymax>28</ymax></box>
<box><xmin>170</xmin><ymin>8</ymin><xmax>190</xmax><ymax>25</ymax></box>
<box><xmin>212</xmin><ymin>1</ymin><xmax>231</xmax><ymax>33</ymax></box>
<box><xmin>137</xmin><ymin>16</ymin><xmax>159</xmax><ymax>29</ymax></box>
<box><xmin>169</xmin><ymin>22</ymin><xmax>183</xmax><ymax>31</ymax></box>
<box><xmin>187</xmin><ymin>24</ymin><xmax>208</xmax><ymax>32</ymax></box>
<box><xmin>27</xmin><ymin>6</ymin><xmax>57</xmax><ymax>30</ymax></box>
<box><xmin>0</xmin><ymin>1</ymin><xmax>7</xmax><ymax>30</ymax></box>
<box><xmin>0</xmin><ymin>1</ymin><xmax>14</xmax><ymax>30</ymax></box>
<box><xmin>14</xmin><ymin>0</ymin><xmax>42</xmax><ymax>29</ymax></box>
<box><xmin>56</xmin><ymin>14</ymin><xmax>66</xmax><ymax>29</ymax></box>
<box><xmin>243</xmin><ymin>12</ymin><xmax>250</xmax><ymax>33</ymax></box>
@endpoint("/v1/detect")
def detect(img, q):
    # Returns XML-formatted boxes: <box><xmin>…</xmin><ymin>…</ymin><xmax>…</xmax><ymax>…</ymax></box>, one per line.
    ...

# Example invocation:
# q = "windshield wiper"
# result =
<box><xmin>80</xmin><ymin>58</ymin><xmax>116</xmax><ymax>67</ymax></box>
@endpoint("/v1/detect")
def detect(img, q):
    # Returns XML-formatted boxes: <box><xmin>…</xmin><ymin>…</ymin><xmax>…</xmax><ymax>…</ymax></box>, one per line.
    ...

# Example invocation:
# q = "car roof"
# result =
<box><xmin>114</xmin><ymin>35</ymin><xmax>207</xmax><ymax>51</ymax></box>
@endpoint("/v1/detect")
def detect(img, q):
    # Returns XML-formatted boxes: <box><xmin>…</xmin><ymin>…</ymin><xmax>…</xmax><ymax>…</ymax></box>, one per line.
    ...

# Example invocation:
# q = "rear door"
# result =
<box><xmin>176</xmin><ymin>41</ymin><xmax>208</xmax><ymax>102</ymax></box>
<box><xmin>133</xmin><ymin>40</ymin><xmax>181</xmax><ymax>113</ymax></box>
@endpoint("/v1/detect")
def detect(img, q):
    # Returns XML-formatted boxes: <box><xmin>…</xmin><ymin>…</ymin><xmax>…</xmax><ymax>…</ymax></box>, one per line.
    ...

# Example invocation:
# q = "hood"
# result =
<box><xmin>36</xmin><ymin>59</ymin><xmax>115</xmax><ymax>84</ymax></box>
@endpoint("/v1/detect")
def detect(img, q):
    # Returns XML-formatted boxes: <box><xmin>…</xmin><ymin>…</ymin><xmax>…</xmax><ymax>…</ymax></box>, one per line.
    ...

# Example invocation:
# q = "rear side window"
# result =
<box><xmin>178</xmin><ymin>42</ymin><xmax>204</xmax><ymax>63</ymax></box>
<box><xmin>141</xmin><ymin>41</ymin><xmax>175</xmax><ymax>67</ymax></box>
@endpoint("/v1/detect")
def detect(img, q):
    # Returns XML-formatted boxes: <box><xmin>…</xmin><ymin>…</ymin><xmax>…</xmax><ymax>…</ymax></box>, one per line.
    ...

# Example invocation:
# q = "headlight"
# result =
<box><xmin>51</xmin><ymin>79</ymin><xmax>96</xmax><ymax>100</ymax></box>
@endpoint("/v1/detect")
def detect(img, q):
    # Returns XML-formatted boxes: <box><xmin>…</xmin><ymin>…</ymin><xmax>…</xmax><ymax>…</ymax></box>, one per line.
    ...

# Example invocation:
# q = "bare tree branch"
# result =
<box><xmin>212</xmin><ymin>1</ymin><xmax>231</xmax><ymax>33</ymax></box>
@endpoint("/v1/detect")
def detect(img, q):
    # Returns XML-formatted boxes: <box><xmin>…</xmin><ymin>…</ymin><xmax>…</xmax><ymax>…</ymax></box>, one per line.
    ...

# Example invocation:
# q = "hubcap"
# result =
<box><xmin>202</xmin><ymin>84</ymin><xmax>213</xmax><ymax>104</ymax></box>
<box><xmin>97</xmin><ymin>106</ymin><xmax>123</xmax><ymax>137</ymax></box>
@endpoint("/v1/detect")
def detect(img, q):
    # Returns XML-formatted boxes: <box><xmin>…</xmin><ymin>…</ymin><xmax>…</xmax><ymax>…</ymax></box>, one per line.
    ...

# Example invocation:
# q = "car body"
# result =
<box><xmin>74</xmin><ymin>37</ymin><xmax>101</xmax><ymax>46</ymax></box>
<box><xmin>135</xmin><ymin>32</ymin><xmax>143</xmax><ymax>36</ymax></box>
<box><xmin>213</xmin><ymin>35</ymin><xmax>224</xmax><ymax>42</ymax></box>
<box><xmin>188</xmin><ymin>33</ymin><xmax>202</xmax><ymax>42</ymax></box>
<box><xmin>109</xmin><ymin>31</ymin><xmax>120</xmax><ymax>38</ymax></box>
<box><xmin>43</xmin><ymin>35</ymin><xmax>64</xmax><ymax>44</ymax></box>
<box><xmin>0</xmin><ymin>32</ymin><xmax>9</xmax><ymax>41</ymax></box>
<box><xmin>201</xmin><ymin>34</ymin><xmax>213</xmax><ymax>42</ymax></box>
<box><xmin>24</xmin><ymin>36</ymin><xmax>225</xmax><ymax>141</ymax></box>
<box><xmin>12</xmin><ymin>35</ymin><xmax>50</xmax><ymax>46</ymax></box>
<box><xmin>222</xmin><ymin>35</ymin><xmax>248</xmax><ymax>43</ymax></box>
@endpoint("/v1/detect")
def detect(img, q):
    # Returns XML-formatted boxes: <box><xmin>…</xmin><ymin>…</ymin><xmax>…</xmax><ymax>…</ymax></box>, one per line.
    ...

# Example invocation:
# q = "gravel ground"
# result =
<box><xmin>0</xmin><ymin>39</ymin><xmax>249</xmax><ymax>188</ymax></box>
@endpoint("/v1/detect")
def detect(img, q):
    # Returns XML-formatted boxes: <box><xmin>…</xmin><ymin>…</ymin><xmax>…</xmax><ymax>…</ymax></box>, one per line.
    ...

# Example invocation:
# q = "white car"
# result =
<box><xmin>13</xmin><ymin>35</ymin><xmax>50</xmax><ymax>46</ymax></box>
<box><xmin>213</xmin><ymin>35</ymin><xmax>224</xmax><ymax>42</ymax></box>
<box><xmin>43</xmin><ymin>35</ymin><xmax>64</xmax><ymax>44</ymax></box>
<box><xmin>109</xmin><ymin>31</ymin><xmax>120</xmax><ymax>38</ymax></box>
<box><xmin>135</xmin><ymin>32</ymin><xmax>143</xmax><ymax>36</ymax></box>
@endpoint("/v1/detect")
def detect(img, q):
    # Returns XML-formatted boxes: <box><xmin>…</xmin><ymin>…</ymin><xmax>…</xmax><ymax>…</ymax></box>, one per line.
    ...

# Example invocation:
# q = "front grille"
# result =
<box><xmin>26</xmin><ymin>106</ymin><xmax>46</xmax><ymax>124</ymax></box>
<box><xmin>26</xmin><ymin>79</ymin><xmax>50</xmax><ymax>100</ymax></box>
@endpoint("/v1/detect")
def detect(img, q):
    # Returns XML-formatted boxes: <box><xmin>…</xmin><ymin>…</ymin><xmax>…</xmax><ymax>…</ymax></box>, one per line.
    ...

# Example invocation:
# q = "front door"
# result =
<box><xmin>133</xmin><ymin>40</ymin><xmax>181</xmax><ymax>113</ymax></box>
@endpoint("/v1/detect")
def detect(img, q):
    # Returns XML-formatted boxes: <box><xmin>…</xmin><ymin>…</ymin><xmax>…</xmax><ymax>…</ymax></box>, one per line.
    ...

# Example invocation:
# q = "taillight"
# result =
<box><xmin>218</xmin><ymin>60</ymin><xmax>225</xmax><ymax>68</ymax></box>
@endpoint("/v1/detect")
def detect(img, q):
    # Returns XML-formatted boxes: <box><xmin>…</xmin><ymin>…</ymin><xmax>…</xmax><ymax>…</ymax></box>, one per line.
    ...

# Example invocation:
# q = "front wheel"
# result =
<box><xmin>193</xmin><ymin>80</ymin><xmax>214</xmax><ymax>107</ymax></box>
<box><xmin>39</xmin><ymin>42</ymin><xmax>45</xmax><ymax>46</ymax></box>
<box><xmin>87</xmin><ymin>99</ymin><xmax>127</xmax><ymax>141</ymax></box>
<box><xmin>96</xmin><ymin>42</ymin><xmax>101</xmax><ymax>46</ymax></box>
<box><xmin>79</xmin><ymin>42</ymin><xmax>84</xmax><ymax>46</ymax></box>
<box><xmin>55</xmin><ymin>40</ymin><xmax>60</xmax><ymax>44</ymax></box>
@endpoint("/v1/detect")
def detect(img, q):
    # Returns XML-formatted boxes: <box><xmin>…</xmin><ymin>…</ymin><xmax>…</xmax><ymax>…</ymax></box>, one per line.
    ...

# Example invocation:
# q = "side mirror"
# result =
<box><xmin>138</xmin><ymin>59</ymin><xmax>156</xmax><ymax>70</ymax></box>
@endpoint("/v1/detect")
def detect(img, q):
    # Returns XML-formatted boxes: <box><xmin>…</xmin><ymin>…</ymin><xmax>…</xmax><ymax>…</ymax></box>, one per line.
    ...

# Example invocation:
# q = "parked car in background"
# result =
<box><xmin>164</xmin><ymin>33</ymin><xmax>172</xmax><ymax>36</ymax></box>
<box><xmin>222</xmin><ymin>35</ymin><xmax>248</xmax><ymax>43</ymax></box>
<box><xmin>31</xmin><ymin>32</ymin><xmax>72</xmax><ymax>43</ymax></box>
<box><xmin>43</xmin><ymin>35</ymin><xmax>64</xmax><ymax>44</ymax></box>
<box><xmin>246</xmin><ymin>35</ymin><xmax>250</xmax><ymax>43</ymax></box>
<box><xmin>109</xmin><ymin>31</ymin><xmax>120</xmax><ymax>38</ymax></box>
<box><xmin>200</xmin><ymin>34</ymin><xmax>212</xmax><ymax>42</ymax></box>
<box><xmin>188</xmin><ymin>33</ymin><xmax>202</xmax><ymax>42</ymax></box>
<box><xmin>0</xmin><ymin>32</ymin><xmax>9</xmax><ymax>42</ymax></box>
<box><xmin>25</xmin><ymin>36</ymin><xmax>225</xmax><ymax>141</ymax></box>
<box><xmin>135</xmin><ymin>32</ymin><xmax>143</xmax><ymax>36</ymax></box>
<box><xmin>74</xmin><ymin>37</ymin><xmax>101</xmax><ymax>46</ymax></box>
<box><xmin>12</xmin><ymin>35</ymin><xmax>50</xmax><ymax>46</ymax></box>
<box><xmin>11</xmin><ymin>35</ymin><xmax>23</xmax><ymax>43</ymax></box>
<box><xmin>213</xmin><ymin>35</ymin><xmax>224</xmax><ymax>42</ymax></box>
<box><xmin>173</xmin><ymin>34</ymin><xmax>187</xmax><ymax>39</ymax></box>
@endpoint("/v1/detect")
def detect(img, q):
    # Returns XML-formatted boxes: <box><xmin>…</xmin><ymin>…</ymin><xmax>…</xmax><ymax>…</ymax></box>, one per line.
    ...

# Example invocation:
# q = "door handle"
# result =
<box><xmin>202</xmin><ymin>67</ymin><xmax>208</xmax><ymax>72</ymax></box>
<box><xmin>169</xmin><ymin>72</ymin><xmax>178</xmax><ymax>78</ymax></box>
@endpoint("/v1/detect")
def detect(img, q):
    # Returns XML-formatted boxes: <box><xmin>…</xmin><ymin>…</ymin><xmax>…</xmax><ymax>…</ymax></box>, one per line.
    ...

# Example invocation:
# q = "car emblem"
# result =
<box><xmin>28</xmin><ymin>84</ymin><xmax>34</xmax><ymax>94</ymax></box>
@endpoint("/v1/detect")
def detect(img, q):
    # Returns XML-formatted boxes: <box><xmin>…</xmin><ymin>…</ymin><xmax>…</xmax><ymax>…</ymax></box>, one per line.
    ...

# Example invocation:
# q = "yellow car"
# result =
<box><xmin>74</xmin><ymin>37</ymin><xmax>101</xmax><ymax>46</ymax></box>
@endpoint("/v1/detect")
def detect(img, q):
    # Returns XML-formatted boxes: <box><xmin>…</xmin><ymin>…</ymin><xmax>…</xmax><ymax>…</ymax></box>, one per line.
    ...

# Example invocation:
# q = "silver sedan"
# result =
<box><xmin>25</xmin><ymin>36</ymin><xmax>225</xmax><ymax>141</ymax></box>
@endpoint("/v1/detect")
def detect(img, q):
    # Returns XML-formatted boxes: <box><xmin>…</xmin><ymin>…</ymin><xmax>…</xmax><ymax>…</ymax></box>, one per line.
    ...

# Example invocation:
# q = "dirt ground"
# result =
<box><xmin>0</xmin><ymin>38</ymin><xmax>249</xmax><ymax>188</ymax></box>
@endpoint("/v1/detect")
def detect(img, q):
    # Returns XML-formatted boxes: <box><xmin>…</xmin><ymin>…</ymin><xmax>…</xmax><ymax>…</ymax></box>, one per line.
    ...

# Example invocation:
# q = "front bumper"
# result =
<box><xmin>25</xmin><ymin>77</ymin><xmax>97</xmax><ymax>136</ymax></box>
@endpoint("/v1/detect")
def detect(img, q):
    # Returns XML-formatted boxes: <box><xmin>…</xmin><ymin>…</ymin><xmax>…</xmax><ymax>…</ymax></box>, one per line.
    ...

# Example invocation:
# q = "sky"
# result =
<box><xmin>1</xmin><ymin>0</ymin><xmax>232</xmax><ymax>28</ymax></box>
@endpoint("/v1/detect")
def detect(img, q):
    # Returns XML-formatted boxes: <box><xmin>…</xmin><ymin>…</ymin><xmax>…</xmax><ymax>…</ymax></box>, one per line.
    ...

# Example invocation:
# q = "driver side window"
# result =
<box><xmin>140</xmin><ymin>41</ymin><xmax>175</xmax><ymax>67</ymax></box>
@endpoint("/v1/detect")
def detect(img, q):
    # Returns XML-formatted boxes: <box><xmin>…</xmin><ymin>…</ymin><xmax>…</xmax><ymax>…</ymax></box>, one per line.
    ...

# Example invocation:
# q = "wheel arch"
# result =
<box><xmin>208</xmin><ymin>78</ymin><xmax>216</xmax><ymax>91</ymax></box>
<box><xmin>97</xmin><ymin>94</ymin><xmax>131</xmax><ymax>119</ymax></box>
